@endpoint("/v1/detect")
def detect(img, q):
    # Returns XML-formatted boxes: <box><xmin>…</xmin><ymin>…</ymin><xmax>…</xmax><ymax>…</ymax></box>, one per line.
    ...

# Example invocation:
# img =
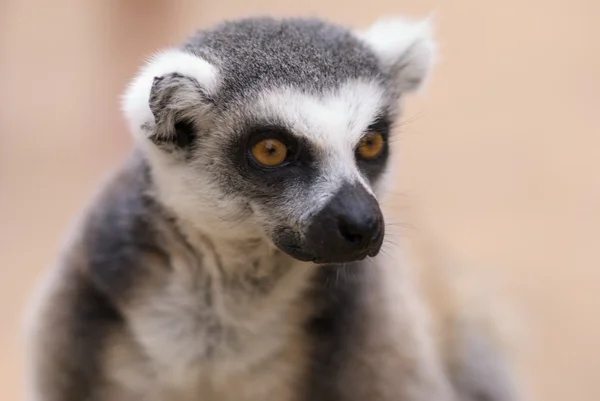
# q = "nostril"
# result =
<box><xmin>337</xmin><ymin>218</ymin><xmax>364</xmax><ymax>245</ymax></box>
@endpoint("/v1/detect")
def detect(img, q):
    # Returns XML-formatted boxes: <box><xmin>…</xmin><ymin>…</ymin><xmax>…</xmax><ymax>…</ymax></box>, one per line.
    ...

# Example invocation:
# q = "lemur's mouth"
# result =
<box><xmin>277</xmin><ymin>239</ymin><xmax>383</xmax><ymax>264</ymax></box>
<box><xmin>275</xmin><ymin>242</ymin><xmax>316</xmax><ymax>263</ymax></box>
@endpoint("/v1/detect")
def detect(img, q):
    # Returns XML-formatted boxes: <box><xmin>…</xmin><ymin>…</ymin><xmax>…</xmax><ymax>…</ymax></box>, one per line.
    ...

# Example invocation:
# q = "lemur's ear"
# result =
<box><xmin>356</xmin><ymin>16</ymin><xmax>436</xmax><ymax>93</ymax></box>
<box><xmin>122</xmin><ymin>49</ymin><xmax>220</xmax><ymax>148</ymax></box>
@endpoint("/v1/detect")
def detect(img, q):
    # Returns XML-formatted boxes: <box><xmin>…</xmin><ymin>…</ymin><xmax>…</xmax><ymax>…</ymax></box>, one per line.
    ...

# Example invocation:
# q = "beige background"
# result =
<box><xmin>1</xmin><ymin>0</ymin><xmax>598</xmax><ymax>400</ymax></box>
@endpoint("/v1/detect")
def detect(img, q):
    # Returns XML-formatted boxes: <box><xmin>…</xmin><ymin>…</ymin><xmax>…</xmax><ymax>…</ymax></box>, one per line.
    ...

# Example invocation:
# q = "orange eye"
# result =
<box><xmin>357</xmin><ymin>132</ymin><xmax>384</xmax><ymax>160</ymax></box>
<box><xmin>250</xmin><ymin>138</ymin><xmax>288</xmax><ymax>167</ymax></box>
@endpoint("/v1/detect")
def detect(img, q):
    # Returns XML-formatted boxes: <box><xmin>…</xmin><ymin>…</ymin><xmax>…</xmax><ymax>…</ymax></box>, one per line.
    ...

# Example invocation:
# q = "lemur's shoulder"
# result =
<box><xmin>24</xmin><ymin>191</ymin><xmax>125</xmax><ymax>401</ymax></box>
<box><xmin>78</xmin><ymin>154</ymin><xmax>164</xmax><ymax>300</ymax></box>
<box><xmin>25</xmin><ymin>154</ymin><xmax>190</xmax><ymax>400</ymax></box>
<box><xmin>26</xmin><ymin>153</ymin><xmax>150</xmax><ymax>339</ymax></box>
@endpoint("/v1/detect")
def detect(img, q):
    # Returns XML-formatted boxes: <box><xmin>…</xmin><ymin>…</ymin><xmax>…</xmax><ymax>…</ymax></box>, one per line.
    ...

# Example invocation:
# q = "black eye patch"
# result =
<box><xmin>366</xmin><ymin>114</ymin><xmax>392</xmax><ymax>138</ymax></box>
<box><xmin>356</xmin><ymin>114</ymin><xmax>392</xmax><ymax>182</ymax></box>
<box><xmin>244</xmin><ymin>125</ymin><xmax>316</xmax><ymax>172</ymax></box>
<box><xmin>225</xmin><ymin>123</ymin><xmax>318</xmax><ymax>199</ymax></box>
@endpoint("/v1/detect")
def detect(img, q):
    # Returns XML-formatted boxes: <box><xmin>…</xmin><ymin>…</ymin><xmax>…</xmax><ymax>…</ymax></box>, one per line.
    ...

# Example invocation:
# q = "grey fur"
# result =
<box><xmin>182</xmin><ymin>17</ymin><xmax>384</xmax><ymax>105</ymax></box>
<box><xmin>26</xmin><ymin>16</ymin><xmax>523</xmax><ymax>401</ymax></box>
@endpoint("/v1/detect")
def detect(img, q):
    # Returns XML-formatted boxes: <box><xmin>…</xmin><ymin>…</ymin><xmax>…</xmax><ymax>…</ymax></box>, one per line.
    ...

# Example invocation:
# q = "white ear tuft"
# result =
<box><xmin>356</xmin><ymin>16</ymin><xmax>437</xmax><ymax>93</ymax></box>
<box><xmin>121</xmin><ymin>49</ymin><xmax>220</xmax><ymax>141</ymax></box>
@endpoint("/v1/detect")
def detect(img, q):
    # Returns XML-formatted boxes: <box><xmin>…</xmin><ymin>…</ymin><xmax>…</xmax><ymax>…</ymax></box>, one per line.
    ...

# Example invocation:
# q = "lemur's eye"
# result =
<box><xmin>250</xmin><ymin>139</ymin><xmax>288</xmax><ymax>167</ymax></box>
<box><xmin>357</xmin><ymin>132</ymin><xmax>384</xmax><ymax>160</ymax></box>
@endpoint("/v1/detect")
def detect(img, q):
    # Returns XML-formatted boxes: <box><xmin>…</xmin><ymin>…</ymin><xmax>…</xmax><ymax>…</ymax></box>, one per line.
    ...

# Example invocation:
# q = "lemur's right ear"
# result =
<box><xmin>356</xmin><ymin>16</ymin><xmax>436</xmax><ymax>94</ymax></box>
<box><xmin>122</xmin><ymin>49</ymin><xmax>220</xmax><ymax>148</ymax></box>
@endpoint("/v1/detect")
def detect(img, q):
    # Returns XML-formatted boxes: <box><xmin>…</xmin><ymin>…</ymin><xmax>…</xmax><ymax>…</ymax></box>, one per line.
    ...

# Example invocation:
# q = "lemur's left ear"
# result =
<box><xmin>356</xmin><ymin>16</ymin><xmax>436</xmax><ymax>93</ymax></box>
<box><xmin>122</xmin><ymin>49</ymin><xmax>220</xmax><ymax>147</ymax></box>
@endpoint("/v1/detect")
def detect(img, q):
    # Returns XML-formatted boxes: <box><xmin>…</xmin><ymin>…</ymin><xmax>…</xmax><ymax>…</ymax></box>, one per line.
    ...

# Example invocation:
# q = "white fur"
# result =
<box><xmin>356</xmin><ymin>16</ymin><xmax>436</xmax><ymax>93</ymax></box>
<box><xmin>121</xmin><ymin>49</ymin><xmax>220</xmax><ymax>141</ymax></box>
<box><xmin>251</xmin><ymin>80</ymin><xmax>386</xmax><ymax>201</ymax></box>
<box><xmin>254</xmin><ymin>81</ymin><xmax>385</xmax><ymax>149</ymax></box>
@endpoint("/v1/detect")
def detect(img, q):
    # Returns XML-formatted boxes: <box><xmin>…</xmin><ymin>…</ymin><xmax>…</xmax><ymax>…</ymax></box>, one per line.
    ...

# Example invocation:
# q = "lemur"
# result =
<box><xmin>25</xmin><ymin>16</ymin><xmax>523</xmax><ymax>401</ymax></box>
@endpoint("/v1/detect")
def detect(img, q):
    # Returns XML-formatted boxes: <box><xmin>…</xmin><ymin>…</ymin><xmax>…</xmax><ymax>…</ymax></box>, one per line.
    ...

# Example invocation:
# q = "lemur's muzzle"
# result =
<box><xmin>304</xmin><ymin>182</ymin><xmax>384</xmax><ymax>264</ymax></box>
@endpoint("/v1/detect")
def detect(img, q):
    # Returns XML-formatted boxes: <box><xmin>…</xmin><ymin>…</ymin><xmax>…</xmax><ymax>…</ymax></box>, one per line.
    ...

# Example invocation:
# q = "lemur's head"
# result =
<box><xmin>123</xmin><ymin>16</ymin><xmax>435</xmax><ymax>264</ymax></box>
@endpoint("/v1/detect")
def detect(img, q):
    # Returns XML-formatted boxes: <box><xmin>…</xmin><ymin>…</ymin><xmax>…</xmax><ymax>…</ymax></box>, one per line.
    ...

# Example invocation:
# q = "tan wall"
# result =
<box><xmin>1</xmin><ymin>1</ymin><xmax>598</xmax><ymax>400</ymax></box>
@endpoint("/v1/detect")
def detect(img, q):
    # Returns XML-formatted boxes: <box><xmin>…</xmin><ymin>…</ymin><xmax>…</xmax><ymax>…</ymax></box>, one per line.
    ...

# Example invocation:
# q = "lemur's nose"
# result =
<box><xmin>337</xmin><ymin>211</ymin><xmax>380</xmax><ymax>249</ymax></box>
<box><xmin>303</xmin><ymin>181</ymin><xmax>384</xmax><ymax>263</ymax></box>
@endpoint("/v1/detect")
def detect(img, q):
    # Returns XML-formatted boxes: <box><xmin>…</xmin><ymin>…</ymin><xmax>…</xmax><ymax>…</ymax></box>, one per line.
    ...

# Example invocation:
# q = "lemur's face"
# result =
<box><xmin>123</xmin><ymin>17</ymin><xmax>435</xmax><ymax>264</ymax></box>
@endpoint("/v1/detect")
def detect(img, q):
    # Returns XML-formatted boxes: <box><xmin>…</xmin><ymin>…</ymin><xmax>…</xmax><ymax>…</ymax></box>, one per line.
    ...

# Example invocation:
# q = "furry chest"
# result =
<box><xmin>137</xmin><ymin>321</ymin><xmax>307</xmax><ymax>401</ymax></box>
<box><xmin>122</xmin><ymin>275</ymin><xmax>311</xmax><ymax>401</ymax></box>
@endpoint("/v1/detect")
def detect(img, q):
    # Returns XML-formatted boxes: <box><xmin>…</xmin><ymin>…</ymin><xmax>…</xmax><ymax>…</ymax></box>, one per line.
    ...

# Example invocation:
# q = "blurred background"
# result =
<box><xmin>1</xmin><ymin>0</ymin><xmax>598</xmax><ymax>400</ymax></box>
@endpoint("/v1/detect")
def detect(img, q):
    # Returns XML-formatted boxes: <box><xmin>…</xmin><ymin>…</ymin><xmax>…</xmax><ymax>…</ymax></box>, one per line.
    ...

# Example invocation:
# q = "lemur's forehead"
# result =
<box><xmin>247</xmin><ymin>80</ymin><xmax>388</xmax><ymax>149</ymax></box>
<box><xmin>181</xmin><ymin>17</ymin><xmax>383</xmax><ymax>104</ymax></box>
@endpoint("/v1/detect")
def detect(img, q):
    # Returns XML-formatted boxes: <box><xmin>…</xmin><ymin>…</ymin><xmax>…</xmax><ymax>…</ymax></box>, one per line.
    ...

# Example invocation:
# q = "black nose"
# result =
<box><xmin>303</xmin><ymin>182</ymin><xmax>384</xmax><ymax>263</ymax></box>
<box><xmin>337</xmin><ymin>213</ymin><xmax>380</xmax><ymax>248</ymax></box>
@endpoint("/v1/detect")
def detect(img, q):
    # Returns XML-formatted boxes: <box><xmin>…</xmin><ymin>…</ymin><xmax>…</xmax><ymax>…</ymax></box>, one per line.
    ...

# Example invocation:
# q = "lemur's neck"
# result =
<box><xmin>143</xmin><ymin>184</ymin><xmax>313</xmax><ymax>328</ymax></box>
<box><xmin>191</xmin><ymin>228</ymin><xmax>311</xmax><ymax>294</ymax></box>
<box><xmin>179</xmin><ymin>221</ymin><xmax>314</xmax><ymax>329</ymax></box>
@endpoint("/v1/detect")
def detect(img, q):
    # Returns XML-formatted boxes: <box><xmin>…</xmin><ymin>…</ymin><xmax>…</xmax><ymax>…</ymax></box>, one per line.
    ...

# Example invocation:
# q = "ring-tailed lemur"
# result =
<box><xmin>25</xmin><ymin>16</ymin><xmax>523</xmax><ymax>401</ymax></box>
